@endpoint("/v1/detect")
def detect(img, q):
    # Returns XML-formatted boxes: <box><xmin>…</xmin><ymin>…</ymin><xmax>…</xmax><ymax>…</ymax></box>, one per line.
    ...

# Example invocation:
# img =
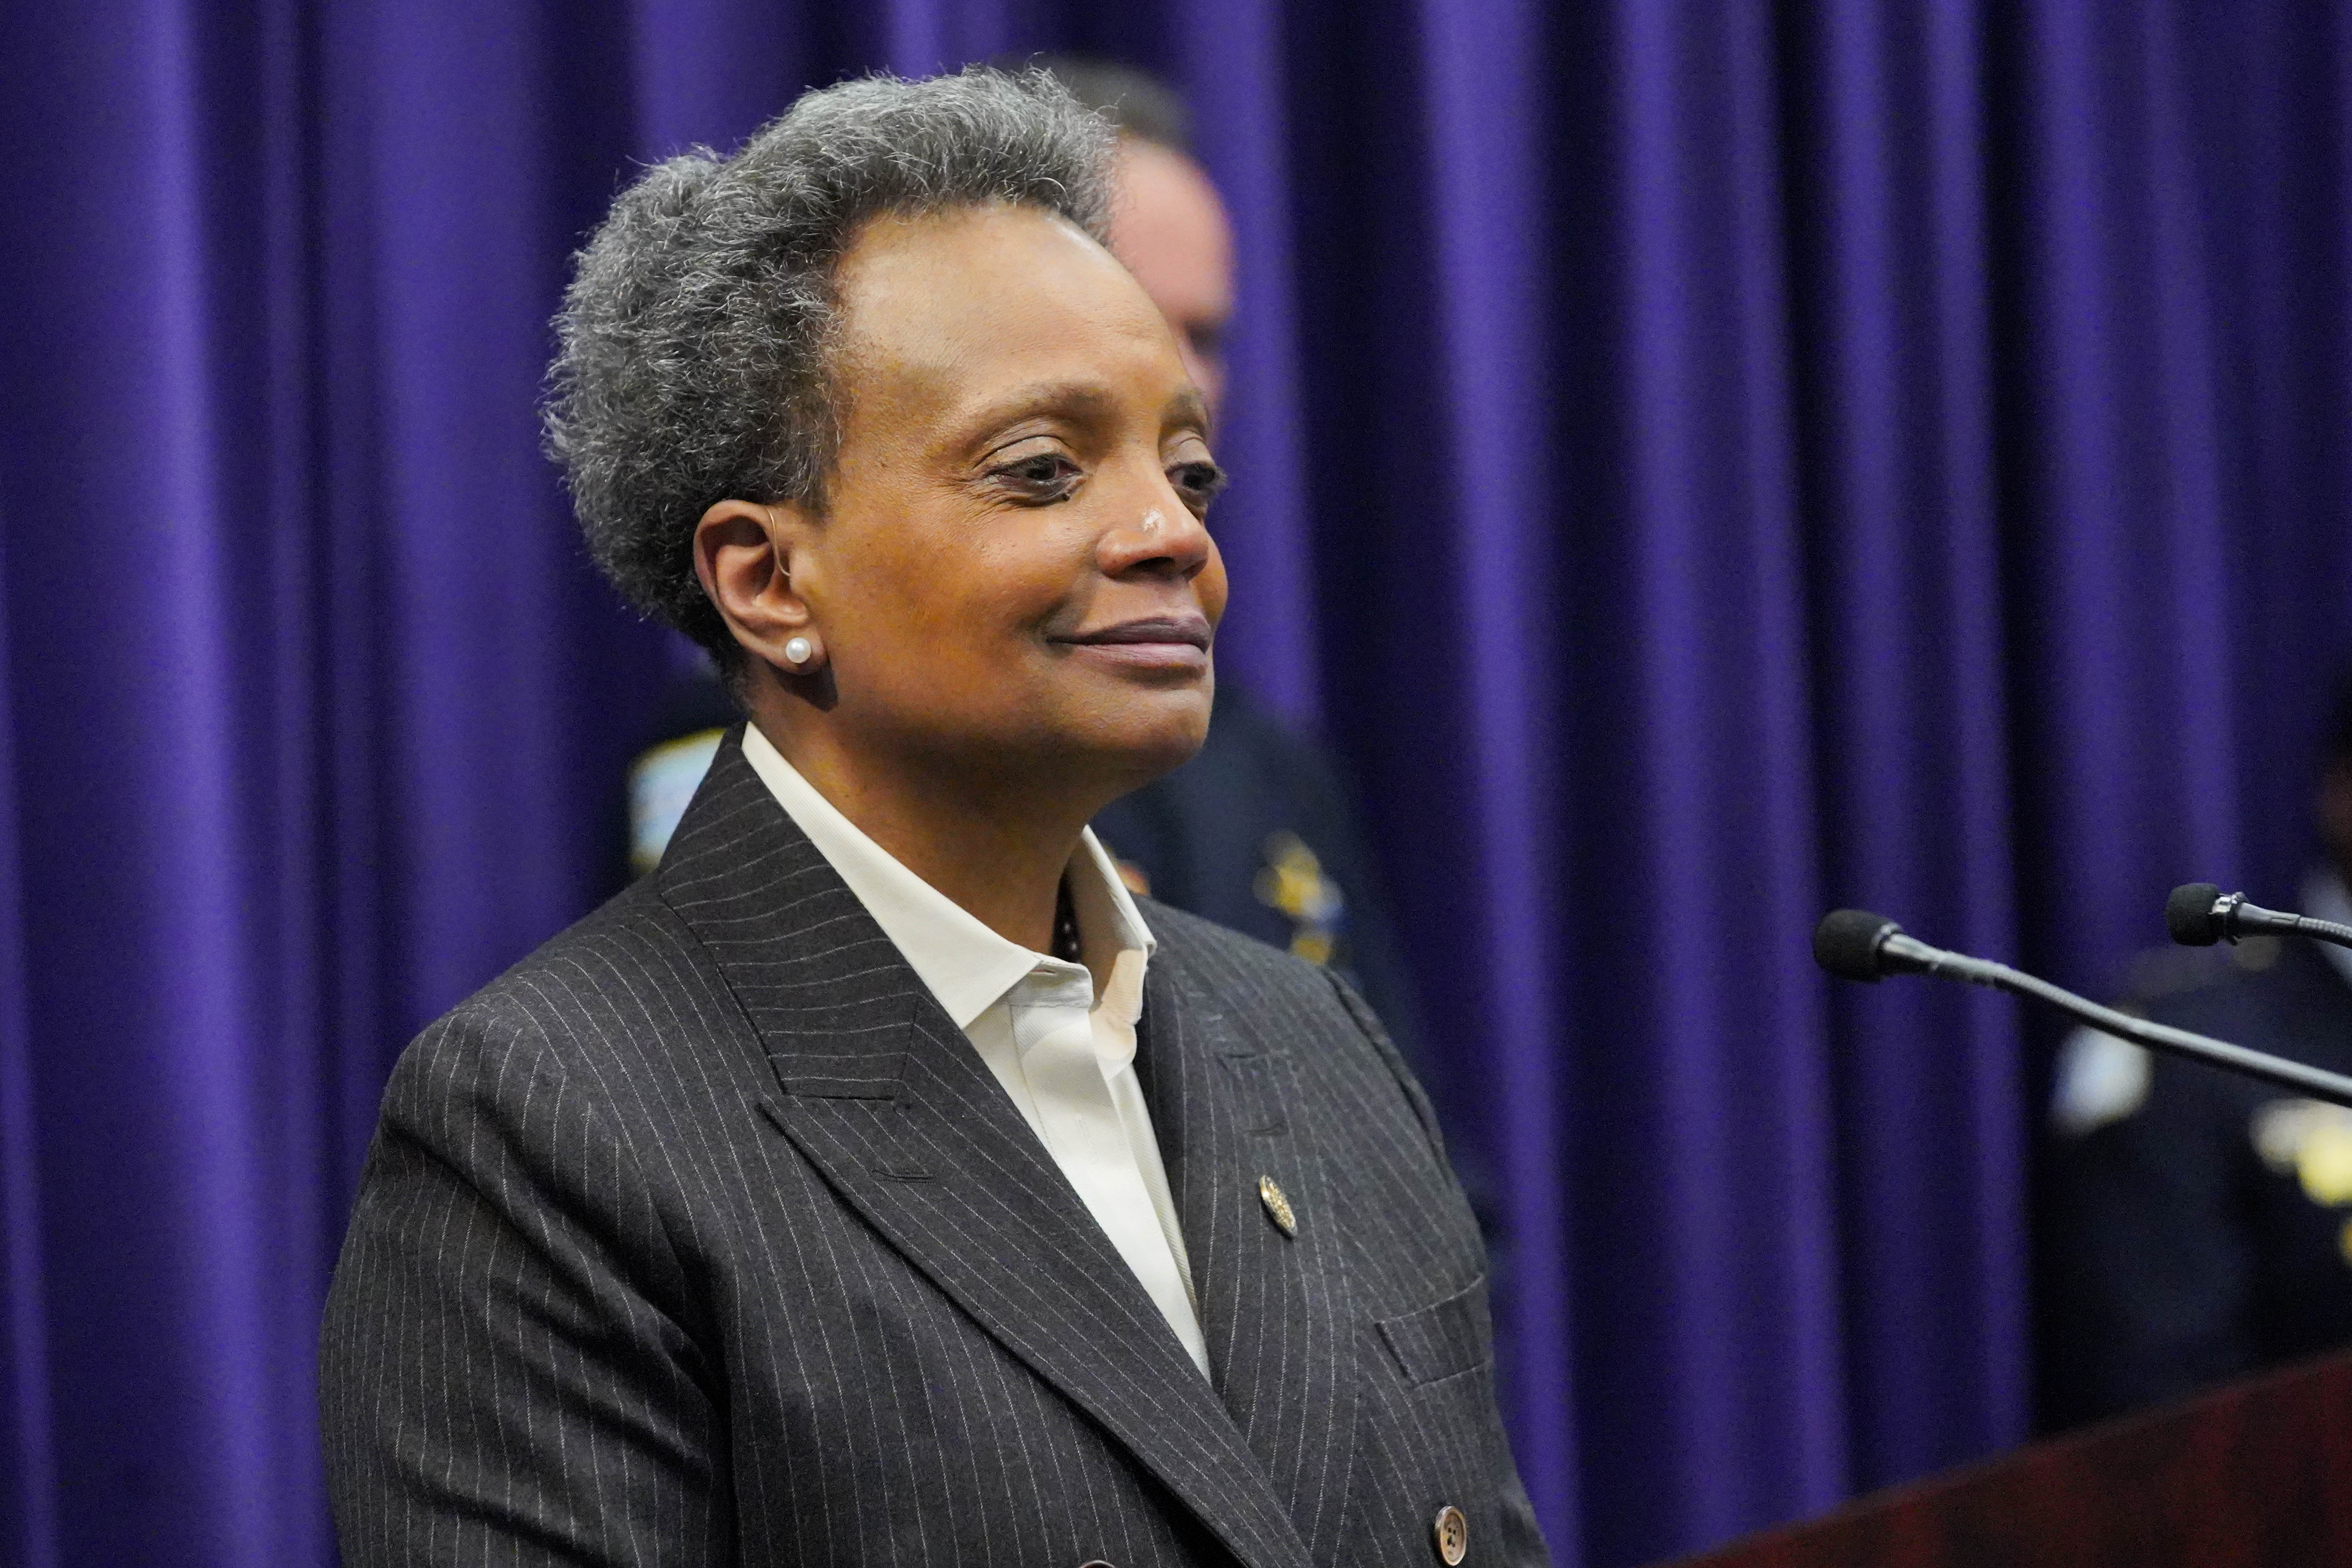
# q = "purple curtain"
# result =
<box><xmin>5</xmin><ymin>2</ymin><xmax>2351</xmax><ymax>1565</ymax></box>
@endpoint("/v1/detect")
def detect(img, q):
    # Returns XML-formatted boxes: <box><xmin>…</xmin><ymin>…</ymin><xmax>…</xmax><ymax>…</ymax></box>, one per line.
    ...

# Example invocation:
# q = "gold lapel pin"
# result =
<box><xmin>1258</xmin><ymin>1175</ymin><xmax>1298</xmax><ymax>1237</ymax></box>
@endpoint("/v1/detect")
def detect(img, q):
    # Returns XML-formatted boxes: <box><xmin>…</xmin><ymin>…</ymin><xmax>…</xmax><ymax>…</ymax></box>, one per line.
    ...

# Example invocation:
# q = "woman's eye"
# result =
<box><xmin>1170</xmin><ymin>460</ymin><xmax>1228</xmax><ymax>509</ymax></box>
<box><xmin>990</xmin><ymin>452</ymin><xmax>1081</xmax><ymax>500</ymax></box>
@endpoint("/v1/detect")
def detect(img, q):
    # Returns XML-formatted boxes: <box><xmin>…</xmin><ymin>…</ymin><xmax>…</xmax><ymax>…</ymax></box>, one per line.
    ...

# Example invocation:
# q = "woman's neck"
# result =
<box><xmin>747</xmin><ymin>706</ymin><xmax>1101</xmax><ymax>953</ymax></box>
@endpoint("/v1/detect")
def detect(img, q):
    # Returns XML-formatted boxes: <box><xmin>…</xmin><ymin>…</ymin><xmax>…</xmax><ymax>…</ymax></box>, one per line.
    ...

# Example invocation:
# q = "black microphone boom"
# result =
<box><xmin>1813</xmin><ymin>909</ymin><xmax>2352</xmax><ymax>1110</ymax></box>
<box><xmin>2165</xmin><ymin>883</ymin><xmax>2352</xmax><ymax>952</ymax></box>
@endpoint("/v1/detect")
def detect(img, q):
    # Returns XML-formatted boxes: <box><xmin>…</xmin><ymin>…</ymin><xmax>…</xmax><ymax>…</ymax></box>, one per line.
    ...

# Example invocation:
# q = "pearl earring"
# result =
<box><xmin>783</xmin><ymin>635</ymin><xmax>814</xmax><ymax>667</ymax></box>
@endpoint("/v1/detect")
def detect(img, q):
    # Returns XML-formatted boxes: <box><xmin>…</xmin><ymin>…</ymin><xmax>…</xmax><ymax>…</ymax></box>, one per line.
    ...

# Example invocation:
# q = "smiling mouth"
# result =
<box><xmin>1055</xmin><ymin>616</ymin><xmax>1213</xmax><ymax>652</ymax></box>
<box><xmin>1050</xmin><ymin>616</ymin><xmax>1214</xmax><ymax>670</ymax></box>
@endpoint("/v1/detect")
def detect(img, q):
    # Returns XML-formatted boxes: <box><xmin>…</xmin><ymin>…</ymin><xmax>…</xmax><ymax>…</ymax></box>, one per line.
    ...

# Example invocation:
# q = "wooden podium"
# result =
<box><xmin>1660</xmin><ymin>1349</ymin><xmax>2352</xmax><ymax>1567</ymax></box>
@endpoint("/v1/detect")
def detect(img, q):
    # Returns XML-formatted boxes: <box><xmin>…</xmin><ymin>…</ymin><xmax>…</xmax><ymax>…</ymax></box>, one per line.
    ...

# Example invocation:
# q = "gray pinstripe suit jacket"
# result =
<box><xmin>321</xmin><ymin>732</ymin><xmax>1547</xmax><ymax>1567</ymax></box>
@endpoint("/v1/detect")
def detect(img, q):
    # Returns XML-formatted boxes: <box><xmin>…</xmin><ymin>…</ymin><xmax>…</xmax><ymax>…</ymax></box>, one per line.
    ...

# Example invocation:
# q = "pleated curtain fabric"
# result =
<box><xmin>6</xmin><ymin>2</ymin><xmax>2352</xmax><ymax>1565</ymax></box>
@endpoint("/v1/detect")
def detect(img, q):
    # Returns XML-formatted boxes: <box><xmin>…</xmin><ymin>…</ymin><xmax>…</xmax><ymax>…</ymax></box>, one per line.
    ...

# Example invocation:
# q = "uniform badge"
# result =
<box><xmin>1253</xmin><ymin>831</ymin><xmax>1345</xmax><ymax>967</ymax></box>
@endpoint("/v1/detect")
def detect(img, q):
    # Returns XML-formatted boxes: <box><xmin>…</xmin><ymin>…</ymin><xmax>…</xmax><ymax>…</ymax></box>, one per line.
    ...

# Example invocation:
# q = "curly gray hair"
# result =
<box><xmin>544</xmin><ymin>67</ymin><xmax>1117</xmax><ymax>660</ymax></box>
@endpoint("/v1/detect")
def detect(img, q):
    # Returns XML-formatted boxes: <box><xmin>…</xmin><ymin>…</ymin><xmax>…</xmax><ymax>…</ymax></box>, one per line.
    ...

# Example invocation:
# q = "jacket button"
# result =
<box><xmin>1433</xmin><ymin>1503</ymin><xmax>1469</xmax><ymax>1564</ymax></box>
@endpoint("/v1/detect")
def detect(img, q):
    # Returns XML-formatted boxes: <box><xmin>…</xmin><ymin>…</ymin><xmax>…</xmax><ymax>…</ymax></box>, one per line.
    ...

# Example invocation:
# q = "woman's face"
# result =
<box><xmin>789</xmin><ymin>203</ymin><xmax>1228</xmax><ymax>794</ymax></box>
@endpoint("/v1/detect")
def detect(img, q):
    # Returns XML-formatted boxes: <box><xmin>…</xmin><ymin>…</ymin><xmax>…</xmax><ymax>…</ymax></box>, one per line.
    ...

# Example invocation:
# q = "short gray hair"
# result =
<box><xmin>544</xmin><ymin>67</ymin><xmax>1117</xmax><ymax>660</ymax></box>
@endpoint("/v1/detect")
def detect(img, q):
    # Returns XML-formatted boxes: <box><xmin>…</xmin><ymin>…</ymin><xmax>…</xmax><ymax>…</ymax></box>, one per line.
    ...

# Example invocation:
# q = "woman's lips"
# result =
<box><xmin>1052</xmin><ymin>616</ymin><xmax>1213</xmax><ymax>671</ymax></box>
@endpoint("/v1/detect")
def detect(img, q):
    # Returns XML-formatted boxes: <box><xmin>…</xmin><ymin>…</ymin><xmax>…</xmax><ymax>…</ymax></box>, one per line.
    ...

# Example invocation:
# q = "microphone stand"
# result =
<box><xmin>1815</xmin><ymin>911</ymin><xmax>2352</xmax><ymax>1111</ymax></box>
<box><xmin>2167</xmin><ymin>883</ymin><xmax>2352</xmax><ymax>952</ymax></box>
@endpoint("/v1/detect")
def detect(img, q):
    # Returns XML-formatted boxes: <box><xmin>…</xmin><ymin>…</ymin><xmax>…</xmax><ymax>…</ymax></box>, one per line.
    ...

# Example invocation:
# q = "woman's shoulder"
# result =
<box><xmin>478</xmin><ymin>872</ymin><xmax>713</xmax><ymax>1011</ymax></box>
<box><xmin>390</xmin><ymin>877</ymin><xmax>740</xmax><ymax>1113</ymax></box>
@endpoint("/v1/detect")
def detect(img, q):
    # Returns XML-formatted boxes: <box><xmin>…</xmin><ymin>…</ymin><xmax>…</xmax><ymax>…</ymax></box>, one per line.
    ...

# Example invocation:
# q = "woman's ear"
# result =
<box><xmin>693</xmin><ymin>498</ymin><xmax>820</xmax><ymax>672</ymax></box>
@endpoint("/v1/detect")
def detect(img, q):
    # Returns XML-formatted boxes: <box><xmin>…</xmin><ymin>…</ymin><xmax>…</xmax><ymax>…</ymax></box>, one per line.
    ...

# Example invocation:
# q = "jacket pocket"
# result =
<box><xmin>1375</xmin><ymin>1275</ymin><xmax>1491</xmax><ymax>1386</ymax></box>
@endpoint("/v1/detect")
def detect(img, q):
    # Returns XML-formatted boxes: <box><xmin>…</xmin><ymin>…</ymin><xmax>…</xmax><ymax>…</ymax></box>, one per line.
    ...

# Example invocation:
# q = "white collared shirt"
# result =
<box><xmin>740</xmin><ymin>724</ymin><xmax>1210</xmax><ymax>1375</ymax></box>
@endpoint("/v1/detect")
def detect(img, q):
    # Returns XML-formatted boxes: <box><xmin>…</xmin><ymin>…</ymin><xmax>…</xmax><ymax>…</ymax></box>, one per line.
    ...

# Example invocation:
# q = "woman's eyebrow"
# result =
<box><xmin>1164</xmin><ymin>387</ymin><xmax>1211</xmax><ymax>438</ymax></box>
<box><xmin>952</xmin><ymin>381</ymin><xmax>1121</xmax><ymax>449</ymax></box>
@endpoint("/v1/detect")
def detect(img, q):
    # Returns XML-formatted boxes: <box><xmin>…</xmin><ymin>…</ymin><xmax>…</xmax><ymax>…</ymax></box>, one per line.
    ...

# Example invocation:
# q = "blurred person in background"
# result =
<box><xmin>621</xmin><ymin>59</ymin><xmax>1426</xmax><ymax>1079</ymax></box>
<box><xmin>2043</xmin><ymin>676</ymin><xmax>2352</xmax><ymax>1426</ymax></box>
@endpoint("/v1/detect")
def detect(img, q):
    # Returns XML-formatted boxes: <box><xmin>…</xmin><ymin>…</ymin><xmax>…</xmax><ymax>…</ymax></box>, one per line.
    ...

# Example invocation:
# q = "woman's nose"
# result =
<box><xmin>1097</xmin><ymin>485</ymin><xmax>1212</xmax><ymax>580</ymax></box>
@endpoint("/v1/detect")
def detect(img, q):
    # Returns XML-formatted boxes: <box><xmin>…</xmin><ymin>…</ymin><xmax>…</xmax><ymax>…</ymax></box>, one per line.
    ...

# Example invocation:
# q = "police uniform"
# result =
<box><xmin>1090</xmin><ymin>682</ymin><xmax>1424</xmax><ymax>1069</ymax></box>
<box><xmin>2042</xmin><ymin>872</ymin><xmax>2352</xmax><ymax>1427</ymax></box>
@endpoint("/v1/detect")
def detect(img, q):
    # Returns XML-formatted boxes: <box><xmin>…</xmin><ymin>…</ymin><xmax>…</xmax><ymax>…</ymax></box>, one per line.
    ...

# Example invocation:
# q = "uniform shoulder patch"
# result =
<box><xmin>629</xmin><ymin>728</ymin><xmax>725</xmax><ymax>875</ymax></box>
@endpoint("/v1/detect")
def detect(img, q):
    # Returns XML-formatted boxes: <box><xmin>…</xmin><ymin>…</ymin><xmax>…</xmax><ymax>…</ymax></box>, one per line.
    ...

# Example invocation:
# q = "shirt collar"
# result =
<box><xmin>739</xmin><ymin>723</ymin><xmax>1153</xmax><ymax>1027</ymax></box>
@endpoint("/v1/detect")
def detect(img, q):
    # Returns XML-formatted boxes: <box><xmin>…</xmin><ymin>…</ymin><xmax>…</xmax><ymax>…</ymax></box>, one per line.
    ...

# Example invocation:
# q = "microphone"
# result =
<box><xmin>1813</xmin><ymin>908</ymin><xmax>1934</xmax><ymax>981</ymax></box>
<box><xmin>2165</xmin><ymin>883</ymin><xmax>2352</xmax><ymax>952</ymax></box>
<box><xmin>1814</xmin><ymin>909</ymin><xmax>2352</xmax><ymax>1109</ymax></box>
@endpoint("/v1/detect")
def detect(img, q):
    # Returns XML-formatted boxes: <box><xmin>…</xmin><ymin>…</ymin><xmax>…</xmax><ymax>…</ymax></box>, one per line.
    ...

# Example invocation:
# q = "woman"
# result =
<box><xmin>322</xmin><ymin>67</ymin><xmax>1545</xmax><ymax>1568</ymax></box>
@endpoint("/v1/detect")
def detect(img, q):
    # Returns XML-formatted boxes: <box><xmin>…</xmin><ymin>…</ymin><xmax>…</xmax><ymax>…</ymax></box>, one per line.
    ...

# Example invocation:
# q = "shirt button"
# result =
<box><xmin>1433</xmin><ymin>1503</ymin><xmax>1469</xmax><ymax>1564</ymax></box>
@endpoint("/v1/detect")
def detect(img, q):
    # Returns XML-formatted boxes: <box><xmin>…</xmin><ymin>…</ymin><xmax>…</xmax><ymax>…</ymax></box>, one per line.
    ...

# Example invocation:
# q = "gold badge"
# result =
<box><xmin>1253</xmin><ymin>831</ymin><xmax>1344</xmax><ymax>966</ymax></box>
<box><xmin>1258</xmin><ymin>1175</ymin><xmax>1297</xmax><ymax>1237</ymax></box>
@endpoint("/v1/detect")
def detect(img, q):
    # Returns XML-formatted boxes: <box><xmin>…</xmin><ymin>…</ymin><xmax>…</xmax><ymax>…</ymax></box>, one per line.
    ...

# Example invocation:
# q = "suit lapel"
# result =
<box><xmin>658</xmin><ymin>737</ymin><xmax>1311</xmax><ymax>1568</ymax></box>
<box><xmin>1136</xmin><ymin>950</ymin><xmax>1362</xmax><ymax>1568</ymax></box>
